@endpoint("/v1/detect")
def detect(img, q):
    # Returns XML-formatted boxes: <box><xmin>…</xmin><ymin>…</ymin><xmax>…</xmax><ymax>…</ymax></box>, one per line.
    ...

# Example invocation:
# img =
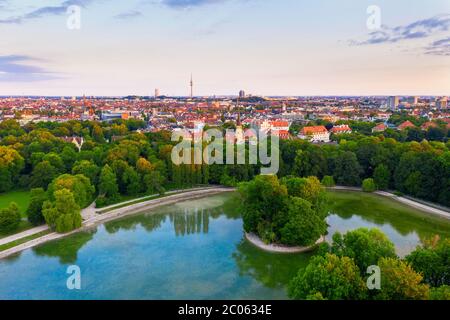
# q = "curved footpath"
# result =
<box><xmin>0</xmin><ymin>187</ymin><xmax>234</xmax><ymax>260</ymax></box>
<box><xmin>245</xmin><ymin>233</ymin><xmax>325</xmax><ymax>253</ymax></box>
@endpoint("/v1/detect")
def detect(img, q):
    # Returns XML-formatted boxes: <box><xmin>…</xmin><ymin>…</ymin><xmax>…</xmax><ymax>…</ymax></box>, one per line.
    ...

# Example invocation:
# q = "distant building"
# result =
<box><xmin>398</xmin><ymin>121</ymin><xmax>416</xmax><ymax>130</ymax></box>
<box><xmin>436</xmin><ymin>97</ymin><xmax>448</xmax><ymax>110</ymax></box>
<box><xmin>388</xmin><ymin>96</ymin><xmax>400</xmax><ymax>110</ymax></box>
<box><xmin>239</xmin><ymin>90</ymin><xmax>246</xmax><ymax>99</ymax></box>
<box><xmin>155</xmin><ymin>89</ymin><xmax>160</xmax><ymax>98</ymax></box>
<box><xmin>421</xmin><ymin>121</ymin><xmax>437</xmax><ymax>130</ymax></box>
<box><xmin>298</xmin><ymin>126</ymin><xmax>330</xmax><ymax>143</ymax></box>
<box><xmin>330</xmin><ymin>124</ymin><xmax>352</xmax><ymax>135</ymax></box>
<box><xmin>62</xmin><ymin>136</ymin><xmax>84</xmax><ymax>152</ymax></box>
<box><xmin>372</xmin><ymin>123</ymin><xmax>387</xmax><ymax>133</ymax></box>
<box><xmin>408</xmin><ymin>96</ymin><xmax>419</xmax><ymax>105</ymax></box>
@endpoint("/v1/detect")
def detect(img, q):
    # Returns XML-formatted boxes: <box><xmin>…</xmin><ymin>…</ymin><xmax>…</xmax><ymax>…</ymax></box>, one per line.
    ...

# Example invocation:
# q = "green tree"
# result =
<box><xmin>0</xmin><ymin>146</ymin><xmax>25</xmax><ymax>192</ymax></box>
<box><xmin>0</xmin><ymin>202</ymin><xmax>21</xmax><ymax>231</ymax></box>
<box><xmin>123</xmin><ymin>166</ymin><xmax>141</xmax><ymax>196</ymax></box>
<box><xmin>406</xmin><ymin>238</ymin><xmax>450</xmax><ymax>287</ymax></box>
<box><xmin>72</xmin><ymin>160</ymin><xmax>100</xmax><ymax>186</ymax></box>
<box><xmin>288</xmin><ymin>254</ymin><xmax>367</xmax><ymax>300</ymax></box>
<box><xmin>330</xmin><ymin>228</ymin><xmax>397</xmax><ymax>272</ymax></box>
<box><xmin>279</xmin><ymin>197</ymin><xmax>327</xmax><ymax>246</ymax></box>
<box><xmin>143</xmin><ymin>171</ymin><xmax>165</xmax><ymax>195</ymax></box>
<box><xmin>373</xmin><ymin>164</ymin><xmax>390</xmax><ymax>190</ymax></box>
<box><xmin>30</xmin><ymin>161</ymin><xmax>58</xmax><ymax>189</ymax></box>
<box><xmin>42</xmin><ymin>189</ymin><xmax>82</xmax><ymax>233</ymax></box>
<box><xmin>98</xmin><ymin>164</ymin><xmax>119</xmax><ymax>199</ymax></box>
<box><xmin>47</xmin><ymin>174</ymin><xmax>95</xmax><ymax>208</ymax></box>
<box><xmin>238</xmin><ymin>175</ymin><xmax>288</xmax><ymax>238</ymax></box>
<box><xmin>429</xmin><ymin>286</ymin><xmax>450</xmax><ymax>300</ymax></box>
<box><xmin>27</xmin><ymin>188</ymin><xmax>48</xmax><ymax>226</ymax></box>
<box><xmin>321</xmin><ymin>175</ymin><xmax>335</xmax><ymax>187</ymax></box>
<box><xmin>92</xmin><ymin>125</ymin><xmax>105</xmax><ymax>143</ymax></box>
<box><xmin>375</xmin><ymin>258</ymin><xmax>429</xmax><ymax>300</ymax></box>
<box><xmin>334</xmin><ymin>151</ymin><xmax>362</xmax><ymax>186</ymax></box>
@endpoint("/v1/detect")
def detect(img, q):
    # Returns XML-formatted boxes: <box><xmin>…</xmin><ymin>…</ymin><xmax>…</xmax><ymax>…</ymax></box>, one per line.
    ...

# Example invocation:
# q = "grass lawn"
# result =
<box><xmin>0</xmin><ymin>190</ymin><xmax>33</xmax><ymax>239</ymax></box>
<box><xmin>0</xmin><ymin>190</ymin><xmax>31</xmax><ymax>217</ymax></box>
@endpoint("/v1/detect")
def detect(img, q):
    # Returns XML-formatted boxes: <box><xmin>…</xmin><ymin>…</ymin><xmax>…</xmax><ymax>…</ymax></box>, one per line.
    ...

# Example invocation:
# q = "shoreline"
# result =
<box><xmin>0</xmin><ymin>187</ymin><xmax>235</xmax><ymax>260</ymax></box>
<box><xmin>245</xmin><ymin>233</ymin><xmax>325</xmax><ymax>254</ymax></box>
<box><xmin>1</xmin><ymin>186</ymin><xmax>449</xmax><ymax>260</ymax></box>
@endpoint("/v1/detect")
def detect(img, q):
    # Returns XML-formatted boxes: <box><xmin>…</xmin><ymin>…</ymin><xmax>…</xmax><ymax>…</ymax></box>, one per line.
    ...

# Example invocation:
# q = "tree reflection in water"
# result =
<box><xmin>232</xmin><ymin>240</ymin><xmax>313</xmax><ymax>289</ymax></box>
<box><xmin>32</xmin><ymin>229</ymin><xmax>97</xmax><ymax>264</ymax></box>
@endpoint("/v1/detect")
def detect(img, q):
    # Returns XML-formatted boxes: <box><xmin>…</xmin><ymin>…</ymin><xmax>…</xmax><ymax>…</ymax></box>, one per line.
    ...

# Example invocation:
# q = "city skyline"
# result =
<box><xmin>0</xmin><ymin>0</ymin><xmax>449</xmax><ymax>96</ymax></box>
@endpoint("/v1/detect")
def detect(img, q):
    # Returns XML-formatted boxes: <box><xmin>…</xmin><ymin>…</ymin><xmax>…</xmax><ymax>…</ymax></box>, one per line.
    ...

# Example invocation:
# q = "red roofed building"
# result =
<box><xmin>330</xmin><ymin>125</ymin><xmax>352</xmax><ymax>135</ymax></box>
<box><xmin>372</xmin><ymin>123</ymin><xmax>387</xmax><ymax>133</ymax></box>
<box><xmin>421</xmin><ymin>121</ymin><xmax>438</xmax><ymax>131</ymax></box>
<box><xmin>298</xmin><ymin>126</ymin><xmax>330</xmax><ymax>143</ymax></box>
<box><xmin>398</xmin><ymin>121</ymin><xmax>416</xmax><ymax>130</ymax></box>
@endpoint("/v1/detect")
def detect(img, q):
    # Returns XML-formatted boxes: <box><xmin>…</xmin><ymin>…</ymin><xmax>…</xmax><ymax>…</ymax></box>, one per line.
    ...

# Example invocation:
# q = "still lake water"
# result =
<box><xmin>0</xmin><ymin>192</ymin><xmax>449</xmax><ymax>300</ymax></box>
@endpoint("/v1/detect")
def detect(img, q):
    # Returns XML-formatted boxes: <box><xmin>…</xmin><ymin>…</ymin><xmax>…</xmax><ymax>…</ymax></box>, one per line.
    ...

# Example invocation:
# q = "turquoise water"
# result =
<box><xmin>0</xmin><ymin>193</ymin><xmax>449</xmax><ymax>300</ymax></box>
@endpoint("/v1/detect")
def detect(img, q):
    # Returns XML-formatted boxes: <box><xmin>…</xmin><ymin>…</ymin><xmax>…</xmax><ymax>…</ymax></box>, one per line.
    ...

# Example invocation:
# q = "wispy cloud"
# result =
<box><xmin>0</xmin><ymin>55</ymin><xmax>58</xmax><ymax>82</ymax></box>
<box><xmin>424</xmin><ymin>37</ymin><xmax>450</xmax><ymax>56</ymax></box>
<box><xmin>0</xmin><ymin>0</ymin><xmax>96</xmax><ymax>24</ymax></box>
<box><xmin>349</xmin><ymin>14</ymin><xmax>450</xmax><ymax>45</ymax></box>
<box><xmin>114</xmin><ymin>10</ymin><xmax>143</xmax><ymax>20</ymax></box>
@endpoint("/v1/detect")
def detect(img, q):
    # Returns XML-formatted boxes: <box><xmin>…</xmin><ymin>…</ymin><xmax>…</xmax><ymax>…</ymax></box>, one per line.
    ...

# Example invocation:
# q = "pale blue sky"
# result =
<box><xmin>0</xmin><ymin>0</ymin><xmax>449</xmax><ymax>96</ymax></box>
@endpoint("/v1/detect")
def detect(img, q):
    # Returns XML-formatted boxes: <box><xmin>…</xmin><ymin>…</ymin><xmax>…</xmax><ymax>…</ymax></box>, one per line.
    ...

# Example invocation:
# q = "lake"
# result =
<box><xmin>0</xmin><ymin>192</ymin><xmax>449</xmax><ymax>300</ymax></box>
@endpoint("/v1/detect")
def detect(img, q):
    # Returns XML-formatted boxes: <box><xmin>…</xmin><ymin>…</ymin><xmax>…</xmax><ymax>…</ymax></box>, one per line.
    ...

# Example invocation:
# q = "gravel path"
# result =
<box><xmin>245</xmin><ymin>233</ymin><xmax>325</xmax><ymax>253</ymax></box>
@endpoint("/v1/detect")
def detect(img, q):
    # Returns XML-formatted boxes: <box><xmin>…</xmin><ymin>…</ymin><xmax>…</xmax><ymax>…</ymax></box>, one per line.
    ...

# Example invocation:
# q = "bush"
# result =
<box><xmin>321</xmin><ymin>176</ymin><xmax>336</xmax><ymax>187</ymax></box>
<box><xmin>0</xmin><ymin>202</ymin><xmax>21</xmax><ymax>231</ymax></box>
<box><xmin>362</xmin><ymin>178</ymin><xmax>376</xmax><ymax>193</ymax></box>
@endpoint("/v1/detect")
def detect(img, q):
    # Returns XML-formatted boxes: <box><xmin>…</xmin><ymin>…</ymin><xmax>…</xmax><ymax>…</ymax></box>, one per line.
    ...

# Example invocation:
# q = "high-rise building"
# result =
<box><xmin>239</xmin><ymin>90</ymin><xmax>246</xmax><ymax>98</ymax></box>
<box><xmin>190</xmin><ymin>74</ymin><xmax>194</xmax><ymax>98</ymax></box>
<box><xmin>155</xmin><ymin>89</ymin><xmax>160</xmax><ymax>98</ymax></box>
<box><xmin>408</xmin><ymin>96</ymin><xmax>419</xmax><ymax>105</ymax></box>
<box><xmin>388</xmin><ymin>96</ymin><xmax>399</xmax><ymax>110</ymax></box>
<box><xmin>436</xmin><ymin>97</ymin><xmax>448</xmax><ymax>110</ymax></box>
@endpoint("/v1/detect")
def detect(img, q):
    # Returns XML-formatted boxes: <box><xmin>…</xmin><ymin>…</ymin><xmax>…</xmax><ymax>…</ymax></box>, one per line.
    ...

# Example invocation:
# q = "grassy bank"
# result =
<box><xmin>0</xmin><ymin>230</ymin><xmax>52</xmax><ymax>252</ymax></box>
<box><xmin>0</xmin><ymin>190</ymin><xmax>30</xmax><ymax>217</ymax></box>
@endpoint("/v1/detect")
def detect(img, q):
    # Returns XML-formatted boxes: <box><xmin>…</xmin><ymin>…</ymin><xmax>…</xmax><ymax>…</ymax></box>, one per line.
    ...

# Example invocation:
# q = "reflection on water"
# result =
<box><xmin>233</xmin><ymin>240</ymin><xmax>312</xmax><ymax>290</ymax></box>
<box><xmin>0</xmin><ymin>192</ymin><xmax>449</xmax><ymax>300</ymax></box>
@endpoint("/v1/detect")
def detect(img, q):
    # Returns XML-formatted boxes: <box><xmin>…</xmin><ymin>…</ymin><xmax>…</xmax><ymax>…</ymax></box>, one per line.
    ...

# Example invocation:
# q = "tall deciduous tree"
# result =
<box><xmin>288</xmin><ymin>254</ymin><xmax>367</xmax><ymax>300</ymax></box>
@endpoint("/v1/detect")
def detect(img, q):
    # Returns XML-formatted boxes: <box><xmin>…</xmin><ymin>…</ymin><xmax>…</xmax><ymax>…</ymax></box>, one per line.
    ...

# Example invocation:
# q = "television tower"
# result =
<box><xmin>190</xmin><ymin>74</ymin><xmax>194</xmax><ymax>98</ymax></box>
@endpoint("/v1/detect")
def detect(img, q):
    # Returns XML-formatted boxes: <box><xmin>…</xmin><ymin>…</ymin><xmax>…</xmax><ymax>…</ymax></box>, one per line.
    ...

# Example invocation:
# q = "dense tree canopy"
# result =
<box><xmin>239</xmin><ymin>175</ymin><xmax>327</xmax><ymax>246</ymax></box>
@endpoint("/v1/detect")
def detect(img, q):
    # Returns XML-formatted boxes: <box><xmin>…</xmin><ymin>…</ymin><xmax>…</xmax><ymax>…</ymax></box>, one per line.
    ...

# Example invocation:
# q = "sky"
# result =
<box><xmin>0</xmin><ymin>0</ymin><xmax>449</xmax><ymax>96</ymax></box>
